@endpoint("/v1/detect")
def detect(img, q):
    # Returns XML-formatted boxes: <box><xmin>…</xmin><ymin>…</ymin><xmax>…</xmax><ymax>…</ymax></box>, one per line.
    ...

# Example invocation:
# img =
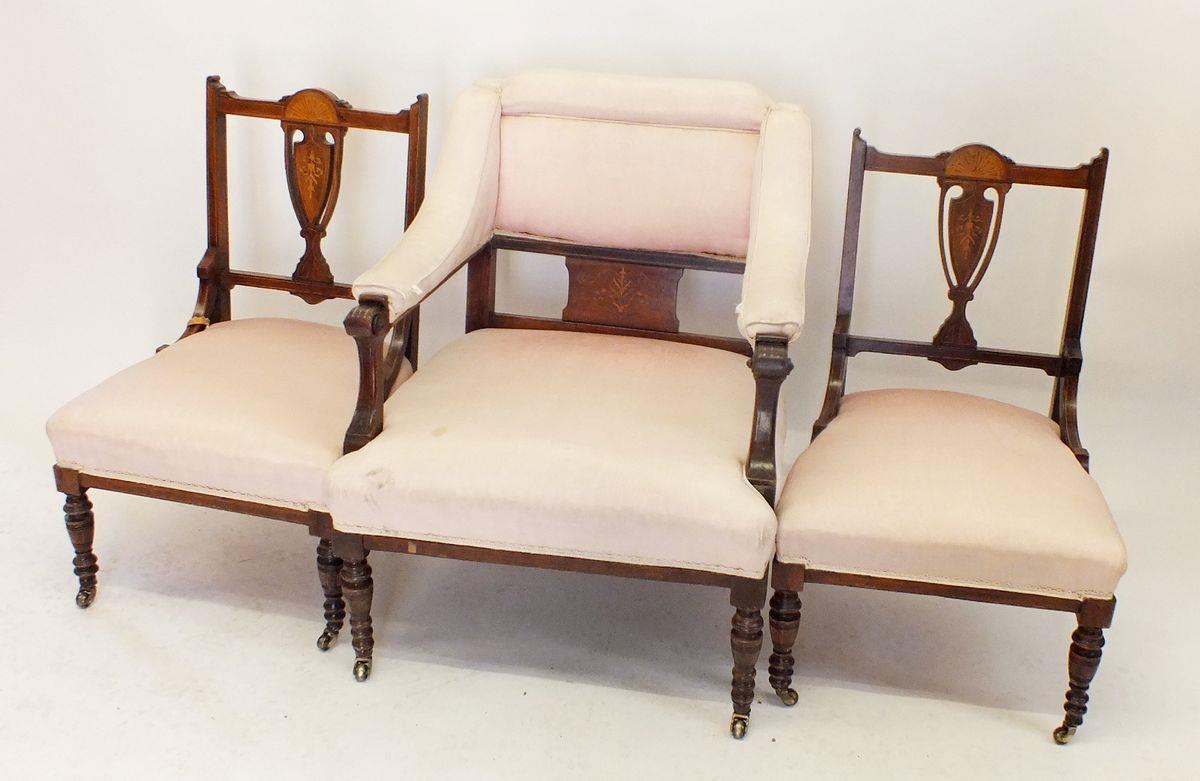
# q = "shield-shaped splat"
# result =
<box><xmin>931</xmin><ymin>144</ymin><xmax>1013</xmax><ymax>365</ymax></box>
<box><xmin>282</xmin><ymin>89</ymin><xmax>347</xmax><ymax>302</ymax></box>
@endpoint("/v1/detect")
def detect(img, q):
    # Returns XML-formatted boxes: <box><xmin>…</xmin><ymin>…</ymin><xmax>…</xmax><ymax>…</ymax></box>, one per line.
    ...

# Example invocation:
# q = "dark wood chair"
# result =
<box><xmin>769</xmin><ymin>131</ymin><xmax>1126</xmax><ymax>744</ymax></box>
<box><xmin>314</xmin><ymin>69</ymin><xmax>812</xmax><ymax>738</ymax></box>
<box><xmin>46</xmin><ymin>77</ymin><xmax>427</xmax><ymax>655</ymax></box>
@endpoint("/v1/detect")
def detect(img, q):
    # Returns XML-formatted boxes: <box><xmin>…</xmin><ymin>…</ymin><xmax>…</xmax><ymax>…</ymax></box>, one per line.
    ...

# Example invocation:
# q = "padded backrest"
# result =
<box><xmin>494</xmin><ymin>70</ymin><xmax>773</xmax><ymax>259</ymax></box>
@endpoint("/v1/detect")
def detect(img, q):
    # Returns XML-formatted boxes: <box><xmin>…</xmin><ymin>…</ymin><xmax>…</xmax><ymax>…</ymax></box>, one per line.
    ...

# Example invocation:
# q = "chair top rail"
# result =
<box><xmin>216</xmin><ymin>87</ymin><xmax>415</xmax><ymax>134</ymax></box>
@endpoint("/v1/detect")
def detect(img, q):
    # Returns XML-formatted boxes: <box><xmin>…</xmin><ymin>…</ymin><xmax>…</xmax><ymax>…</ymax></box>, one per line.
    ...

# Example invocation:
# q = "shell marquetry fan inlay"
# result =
<box><xmin>282</xmin><ymin>89</ymin><xmax>349</xmax><ymax>303</ymax></box>
<box><xmin>930</xmin><ymin>144</ymin><xmax>1014</xmax><ymax>369</ymax></box>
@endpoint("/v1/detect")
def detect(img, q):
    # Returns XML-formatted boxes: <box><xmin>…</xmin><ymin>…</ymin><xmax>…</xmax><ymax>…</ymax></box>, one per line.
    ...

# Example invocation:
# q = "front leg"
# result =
<box><xmin>63</xmin><ymin>491</ymin><xmax>98</xmax><ymax>608</ymax></box>
<box><xmin>768</xmin><ymin>589</ymin><xmax>802</xmax><ymax>705</ymax></box>
<box><xmin>1053</xmin><ymin>623</ymin><xmax>1106</xmax><ymax>744</ymax></box>
<box><xmin>728</xmin><ymin>578</ymin><xmax>767</xmax><ymax>739</ymax></box>
<box><xmin>337</xmin><ymin>535</ymin><xmax>374</xmax><ymax>682</ymax></box>
<box><xmin>315</xmin><ymin>538</ymin><xmax>345</xmax><ymax>651</ymax></box>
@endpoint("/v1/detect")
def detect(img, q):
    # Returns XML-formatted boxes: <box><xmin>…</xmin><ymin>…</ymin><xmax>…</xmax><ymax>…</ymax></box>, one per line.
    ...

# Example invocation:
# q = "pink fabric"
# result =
<box><xmin>495</xmin><ymin>115</ymin><xmax>757</xmax><ymax>257</ymax></box>
<box><xmin>500</xmin><ymin>68</ymin><xmax>772</xmax><ymax>131</ymax></box>
<box><xmin>47</xmin><ymin>318</ymin><xmax>412</xmax><ymax>509</ymax></box>
<box><xmin>775</xmin><ymin>389</ymin><xmax>1127</xmax><ymax>599</ymax></box>
<box><xmin>327</xmin><ymin>329</ymin><xmax>776</xmax><ymax>578</ymax></box>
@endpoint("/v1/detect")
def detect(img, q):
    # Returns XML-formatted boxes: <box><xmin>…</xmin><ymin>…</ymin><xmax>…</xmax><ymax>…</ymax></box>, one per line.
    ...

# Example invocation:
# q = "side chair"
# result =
<box><xmin>769</xmin><ymin>131</ymin><xmax>1126</xmax><ymax>744</ymax></box>
<box><xmin>46</xmin><ymin>77</ymin><xmax>428</xmax><ymax>655</ymax></box>
<box><xmin>315</xmin><ymin>69</ymin><xmax>812</xmax><ymax>738</ymax></box>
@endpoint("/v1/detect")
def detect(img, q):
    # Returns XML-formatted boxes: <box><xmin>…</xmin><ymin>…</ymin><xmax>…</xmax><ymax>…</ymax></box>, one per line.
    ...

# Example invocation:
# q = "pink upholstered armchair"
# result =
<box><xmin>323</xmin><ymin>69</ymin><xmax>812</xmax><ymax>738</ymax></box>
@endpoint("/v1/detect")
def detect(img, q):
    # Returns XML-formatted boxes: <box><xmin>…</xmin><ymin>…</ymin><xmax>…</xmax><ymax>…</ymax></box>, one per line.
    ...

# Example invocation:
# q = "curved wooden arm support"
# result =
<box><xmin>158</xmin><ymin>248</ymin><xmax>230</xmax><ymax>352</ymax></box>
<box><xmin>343</xmin><ymin>295</ymin><xmax>410</xmax><ymax>454</ymax></box>
<box><xmin>813</xmin><ymin>320</ymin><xmax>851</xmax><ymax>439</ymax></box>
<box><xmin>1050</xmin><ymin>340</ymin><xmax>1089</xmax><ymax>470</ymax></box>
<box><xmin>745</xmin><ymin>336</ymin><xmax>794</xmax><ymax>506</ymax></box>
<box><xmin>383</xmin><ymin>311</ymin><xmax>415</xmax><ymax>389</ymax></box>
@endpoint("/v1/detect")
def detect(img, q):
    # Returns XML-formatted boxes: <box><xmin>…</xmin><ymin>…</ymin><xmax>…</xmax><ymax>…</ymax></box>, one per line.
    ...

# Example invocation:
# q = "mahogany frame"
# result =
<box><xmin>53</xmin><ymin>77</ymin><xmax>428</xmax><ymax>656</ymax></box>
<box><xmin>768</xmin><ymin>130</ymin><xmax>1116</xmax><ymax>744</ymax></box>
<box><xmin>332</xmin><ymin>232</ymin><xmax>792</xmax><ymax>737</ymax></box>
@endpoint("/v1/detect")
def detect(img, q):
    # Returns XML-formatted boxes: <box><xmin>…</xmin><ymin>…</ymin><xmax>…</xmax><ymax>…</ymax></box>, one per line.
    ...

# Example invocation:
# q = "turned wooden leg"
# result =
<box><xmin>729</xmin><ymin>593</ymin><xmax>765</xmax><ymax>739</ymax></box>
<box><xmin>63</xmin><ymin>491</ymin><xmax>98</xmax><ymax>608</ymax></box>
<box><xmin>1053</xmin><ymin>623</ymin><xmax>1106</xmax><ymax>744</ymax></box>
<box><xmin>768</xmin><ymin>589</ymin><xmax>801</xmax><ymax>706</ymax></box>
<box><xmin>315</xmin><ymin>538</ymin><xmax>345</xmax><ymax>651</ymax></box>
<box><xmin>341</xmin><ymin>553</ymin><xmax>374</xmax><ymax>682</ymax></box>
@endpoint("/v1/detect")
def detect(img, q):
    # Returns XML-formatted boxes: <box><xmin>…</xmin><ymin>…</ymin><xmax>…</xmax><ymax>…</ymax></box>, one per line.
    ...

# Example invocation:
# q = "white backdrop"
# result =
<box><xmin>2</xmin><ymin>2</ymin><xmax>1198</xmax><ymax>777</ymax></box>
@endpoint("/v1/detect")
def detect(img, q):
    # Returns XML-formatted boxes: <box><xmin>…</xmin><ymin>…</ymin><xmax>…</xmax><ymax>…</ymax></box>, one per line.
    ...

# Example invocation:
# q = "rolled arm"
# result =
<box><xmin>737</xmin><ymin>103</ymin><xmax>813</xmax><ymax>343</ymax></box>
<box><xmin>352</xmin><ymin>82</ymin><xmax>503</xmax><ymax>322</ymax></box>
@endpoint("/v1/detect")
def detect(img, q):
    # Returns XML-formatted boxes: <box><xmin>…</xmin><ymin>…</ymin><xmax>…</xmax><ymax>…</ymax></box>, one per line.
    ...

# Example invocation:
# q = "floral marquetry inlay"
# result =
<box><xmin>563</xmin><ymin>258</ymin><xmax>683</xmax><ymax>333</ymax></box>
<box><xmin>930</xmin><ymin>144</ymin><xmax>1015</xmax><ymax>368</ymax></box>
<box><xmin>595</xmin><ymin>266</ymin><xmax>649</xmax><ymax>314</ymax></box>
<box><xmin>280</xmin><ymin>88</ymin><xmax>348</xmax><ymax>302</ymax></box>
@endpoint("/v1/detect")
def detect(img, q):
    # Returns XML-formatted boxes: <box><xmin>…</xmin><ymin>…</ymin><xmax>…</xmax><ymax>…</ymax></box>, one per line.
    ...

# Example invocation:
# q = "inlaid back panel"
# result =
<box><xmin>282</xmin><ymin>89</ymin><xmax>348</xmax><ymax>302</ymax></box>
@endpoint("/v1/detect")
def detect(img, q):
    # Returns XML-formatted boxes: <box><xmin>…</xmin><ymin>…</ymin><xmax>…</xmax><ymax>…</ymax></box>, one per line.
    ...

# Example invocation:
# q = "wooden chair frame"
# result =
<box><xmin>54</xmin><ymin>76</ymin><xmax>428</xmax><ymax>657</ymax></box>
<box><xmin>768</xmin><ymin>130</ymin><xmax>1116</xmax><ymax>744</ymax></box>
<box><xmin>322</xmin><ymin>234</ymin><xmax>793</xmax><ymax>738</ymax></box>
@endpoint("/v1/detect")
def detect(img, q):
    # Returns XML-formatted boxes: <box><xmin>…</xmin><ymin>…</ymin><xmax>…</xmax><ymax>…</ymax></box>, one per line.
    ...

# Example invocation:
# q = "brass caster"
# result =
<box><xmin>75</xmin><ymin>587</ymin><xmax>96</xmax><ymax>609</ymax></box>
<box><xmin>776</xmin><ymin>687</ymin><xmax>799</xmax><ymax>707</ymax></box>
<box><xmin>353</xmin><ymin>659</ymin><xmax>371</xmax><ymax>682</ymax></box>
<box><xmin>730</xmin><ymin>715</ymin><xmax>749</xmax><ymax>740</ymax></box>
<box><xmin>316</xmin><ymin>628</ymin><xmax>338</xmax><ymax>652</ymax></box>
<box><xmin>1053</xmin><ymin>726</ymin><xmax>1076</xmax><ymax>745</ymax></box>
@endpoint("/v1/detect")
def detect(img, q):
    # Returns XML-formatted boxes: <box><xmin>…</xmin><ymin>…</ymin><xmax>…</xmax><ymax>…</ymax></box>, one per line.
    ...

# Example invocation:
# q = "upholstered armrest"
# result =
<box><xmin>352</xmin><ymin>83</ymin><xmax>503</xmax><ymax>322</ymax></box>
<box><xmin>737</xmin><ymin>104</ymin><xmax>813</xmax><ymax>343</ymax></box>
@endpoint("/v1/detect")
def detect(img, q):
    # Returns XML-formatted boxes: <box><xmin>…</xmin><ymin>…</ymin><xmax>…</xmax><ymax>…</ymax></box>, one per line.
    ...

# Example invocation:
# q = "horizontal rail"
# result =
<box><xmin>224</xmin><ymin>270</ymin><xmax>353</xmax><ymax>301</ymax></box>
<box><xmin>865</xmin><ymin>148</ymin><xmax>1092</xmax><ymax>189</ymax></box>
<box><xmin>218</xmin><ymin>92</ymin><xmax>411</xmax><ymax>133</ymax></box>
<box><xmin>803</xmin><ymin>568</ymin><xmax>1083</xmax><ymax>613</ymax></box>
<box><xmin>842</xmin><ymin>335</ymin><xmax>1065</xmax><ymax>375</ymax></box>
<box><xmin>364</xmin><ymin>533</ymin><xmax>744</xmax><ymax>589</ymax></box>
<box><xmin>79</xmin><ymin>472</ymin><xmax>312</xmax><ymax>526</ymax></box>
<box><xmin>491</xmin><ymin>313</ymin><xmax>752</xmax><ymax>356</ymax></box>
<box><xmin>492</xmin><ymin>233</ymin><xmax>746</xmax><ymax>274</ymax></box>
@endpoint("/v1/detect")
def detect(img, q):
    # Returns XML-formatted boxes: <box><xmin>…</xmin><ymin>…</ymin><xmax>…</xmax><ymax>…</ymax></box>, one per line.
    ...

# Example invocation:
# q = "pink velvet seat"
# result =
<box><xmin>328</xmin><ymin>328</ymin><xmax>774</xmax><ymax>578</ymax></box>
<box><xmin>49</xmin><ymin>318</ymin><xmax>412</xmax><ymax>510</ymax></box>
<box><xmin>775</xmin><ymin>389</ymin><xmax>1126</xmax><ymax>599</ymax></box>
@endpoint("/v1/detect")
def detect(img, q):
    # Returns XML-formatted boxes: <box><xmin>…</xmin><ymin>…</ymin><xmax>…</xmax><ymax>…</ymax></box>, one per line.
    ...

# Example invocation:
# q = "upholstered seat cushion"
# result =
<box><xmin>775</xmin><ymin>389</ymin><xmax>1127</xmax><ymax>599</ymax></box>
<box><xmin>47</xmin><ymin>318</ymin><xmax>411</xmax><ymax>509</ymax></box>
<box><xmin>326</xmin><ymin>329</ymin><xmax>777</xmax><ymax>578</ymax></box>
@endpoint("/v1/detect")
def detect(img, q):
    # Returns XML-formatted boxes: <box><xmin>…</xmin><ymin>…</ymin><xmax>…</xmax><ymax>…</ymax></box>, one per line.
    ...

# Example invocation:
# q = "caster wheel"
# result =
<box><xmin>1053</xmin><ymin>726</ymin><xmax>1075</xmax><ymax>745</ymax></box>
<box><xmin>353</xmin><ymin>659</ymin><xmax>372</xmax><ymax>682</ymax></box>
<box><xmin>730</xmin><ymin>716</ymin><xmax>748</xmax><ymax>740</ymax></box>
<box><xmin>316</xmin><ymin>628</ymin><xmax>338</xmax><ymax>651</ymax></box>
<box><xmin>776</xmin><ymin>688</ymin><xmax>799</xmax><ymax>707</ymax></box>
<box><xmin>75</xmin><ymin>588</ymin><xmax>96</xmax><ymax>609</ymax></box>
